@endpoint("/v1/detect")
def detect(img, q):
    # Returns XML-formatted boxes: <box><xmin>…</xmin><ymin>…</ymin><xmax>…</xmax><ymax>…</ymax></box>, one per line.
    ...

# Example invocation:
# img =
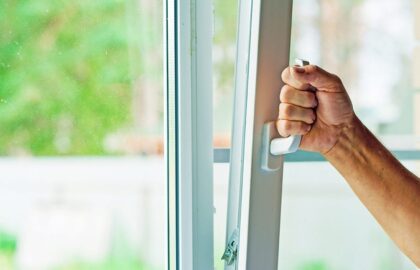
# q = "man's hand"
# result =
<box><xmin>278</xmin><ymin>65</ymin><xmax>355</xmax><ymax>154</ymax></box>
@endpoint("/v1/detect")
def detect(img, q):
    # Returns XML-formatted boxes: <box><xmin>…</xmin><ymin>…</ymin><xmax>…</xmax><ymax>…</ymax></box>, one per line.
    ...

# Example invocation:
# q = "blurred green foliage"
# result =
<box><xmin>212</xmin><ymin>0</ymin><xmax>238</xmax><ymax>134</ymax></box>
<box><xmin>0</xmin><ymin>0</ymin><xmax>137</xmax><ymax>155</ymax></box>
<box><xmin>0</xmin><ymin>230</ymin><xmax>17</xmax><ymax>270</ymax></box>
<box><xmin>0</xmin><ymin>231</ymin><xmax>17</xmax><ymax>252</ymax></box>
<box><xmin>213</xmin><ymin>0</ymin><xmax>237</xmax><ymax>94</ymax></box>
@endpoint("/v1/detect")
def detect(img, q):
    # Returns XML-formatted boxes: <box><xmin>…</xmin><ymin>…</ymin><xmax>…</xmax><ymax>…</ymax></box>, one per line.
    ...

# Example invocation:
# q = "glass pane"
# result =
<box><xmin>280</xmin><ymin>0</ymin><xmax>419</xmax><ymax>269</ymax></box>
<box><xmin>213</xmin><ymin>0</ymin><xmax>238</xmax><ymax>149</ymax></box>
<box><xmin>290</xmin><ymin>0</ymin><xmax>416</xmax><ymax>137</ymax></box>
<box><xmin>212</xmin><ymin>0</ymin><xmax>238</xmax><ymax>268</ymax></box>
<box><xmin>0</xmin><ymin>0</ymin><xmax>164</xmax><ymax>269</ymax></box>
<box><xmin>214</xmin><ymin>163</ymin><xmax>230</xmax><ymax>270</ymax></box>
<box><xmin>279</xmin><ymin>161</ymin><xmax>418</xmax><ymax>270</ymax></box>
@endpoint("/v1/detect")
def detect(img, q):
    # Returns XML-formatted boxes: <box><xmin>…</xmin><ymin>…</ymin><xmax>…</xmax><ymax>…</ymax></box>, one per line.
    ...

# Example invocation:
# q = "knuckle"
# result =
<box><xmin>276</xmin><ymin>120</ymin><xmax>290</xmax><ymax>136</ymax></box>
<box><xmin>305</xmin><ymin>65</ymin><xmax>318</xmax><ymax>75</ymax></box>
<box><xmin>283</xmin><ymin>120</ymin><xmax>292</xmax><ymax>131</ymax></box>
<box><xmin>281</xmin><ymin>67</ymin><xmax>291</xmax><ymax>83</ymax></box>
<box><xmin>279</xmin><ymin>103</ymin><xmax>285</xmax><ymax>116</ymax></box>
<box><xmin>298</xmin><ymin>122</ymin><xmax>305</xmax><ymax>131</ymax></box>
<box><xmin>280</xmin><ymin>103</ymin><xmax>294</xmax><ymax>118</ymax></box>
<box><xmin>301</xmin><ymin>110</ymin><xmax>312</xmax><ymax>123</ymax></box>
<box><xmin>279</xmin><ymin>85</ymin><xmax>291</xmax><ymax>102</ymax></box>
<box><xmin>304</xmin><ymin>92</ymin><xmax>316</xmax><ymax>106</ymax></box>
<box><xmin>300</xmin><ymin>123</ymin><xmax>311</xmax><ymax>134</ymax></box>
<box><xmin>308</xmin><ymin>111</ymin><xmax>316</xmax><ymax>123</ymax></box>
<box><xmin>311</xmin><ymin>98</ymin><xmax>317</xmax><ymax>108</ymax></box>
<box><xmin>331</xmin><ymin>74</ymin><xmax>343</xmax><ymax>86</ymax></box>
<box><xmin>311</xmin><ymin>110</ymin><xmax>316</xmax><ymax>120</ymax></box>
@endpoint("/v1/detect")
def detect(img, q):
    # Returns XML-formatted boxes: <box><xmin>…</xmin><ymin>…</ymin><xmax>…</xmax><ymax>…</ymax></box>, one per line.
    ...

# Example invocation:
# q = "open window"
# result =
<box><xmin>3</xmin><ymin>0</ymin><xmax>419</xmax><ymax>269</ymax></box>
<box><xmin>164</xmin><ymin>0</ymin><xmax>420</xmax><ymax>269</ymax></box>
<box><xmin>165</xmin><ymin>0</ymin><xmax>294</xmax><ymax>268</ymax></box>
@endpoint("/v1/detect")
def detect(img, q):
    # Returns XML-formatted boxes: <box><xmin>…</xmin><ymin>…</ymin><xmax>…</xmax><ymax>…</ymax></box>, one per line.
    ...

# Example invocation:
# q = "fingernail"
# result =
<box><xmin>293</xmin><ymin>66</ymin><xmax>305</xmax><ymax>73</ymax></box>
<box><xmin>306</xmin><ymin>126</ymin><xmax>311</xmax><ymax>132</ymax></box>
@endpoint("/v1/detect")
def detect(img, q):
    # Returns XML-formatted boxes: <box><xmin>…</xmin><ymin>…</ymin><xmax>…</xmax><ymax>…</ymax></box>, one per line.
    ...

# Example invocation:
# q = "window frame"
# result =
<box><xmin>164</xmin><ymin>0</ymin><xmax>214</xmax><ymax>269</ymax></box>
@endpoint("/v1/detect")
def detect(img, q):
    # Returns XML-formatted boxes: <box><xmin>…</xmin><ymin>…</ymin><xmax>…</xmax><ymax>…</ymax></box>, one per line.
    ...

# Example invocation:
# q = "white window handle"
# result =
<box><xmin>270</xmin><ymin>133</ymin><xmax>302</xmax><ymax>155</ymax></box>
<box><xmin>261</xmin><ymin>59</ymin><xmax>309</xmax><ymax>171</ymax></box>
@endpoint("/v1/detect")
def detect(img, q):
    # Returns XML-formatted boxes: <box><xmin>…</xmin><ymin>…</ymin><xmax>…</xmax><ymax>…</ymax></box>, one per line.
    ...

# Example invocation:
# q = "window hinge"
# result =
<box><xmin>221</xmin><ymin>229</ymin><xmax>239</xmax><ymax>265</ymax></box>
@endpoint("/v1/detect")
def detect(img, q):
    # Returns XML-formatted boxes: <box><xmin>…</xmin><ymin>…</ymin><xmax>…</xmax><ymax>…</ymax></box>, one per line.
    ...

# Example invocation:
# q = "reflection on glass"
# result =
<box><xmin>0</xmin><ymin>0</ymin><xmax>164</xmax><ymax>269</ymax></box>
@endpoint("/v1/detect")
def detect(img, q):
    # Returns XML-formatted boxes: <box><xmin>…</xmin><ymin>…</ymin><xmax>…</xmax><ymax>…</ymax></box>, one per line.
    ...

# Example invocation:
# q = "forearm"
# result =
<box><xmin>324</xmin><ymin>116</ymin><xmax>420</xmax><ymax>266</ymax></box>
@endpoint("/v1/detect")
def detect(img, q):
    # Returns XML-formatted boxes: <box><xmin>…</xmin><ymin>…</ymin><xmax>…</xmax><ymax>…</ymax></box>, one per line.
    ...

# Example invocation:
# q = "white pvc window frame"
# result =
<box><xmin>225</xmin><ymin>0</ymin><xmax>293</xmax><ymax>269</ymax></box>
<box><xmin>164</xmin><ymin>0</ymin><xmax>214</xmax><ymax>269</ymax></box>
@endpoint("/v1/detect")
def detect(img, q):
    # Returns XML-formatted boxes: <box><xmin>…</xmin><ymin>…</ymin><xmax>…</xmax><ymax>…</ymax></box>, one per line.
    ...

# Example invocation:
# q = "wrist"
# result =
<box><xmin>323</xmin><ymin>114</ymin><xmax>365</xmax><ymax>161</ymax></box>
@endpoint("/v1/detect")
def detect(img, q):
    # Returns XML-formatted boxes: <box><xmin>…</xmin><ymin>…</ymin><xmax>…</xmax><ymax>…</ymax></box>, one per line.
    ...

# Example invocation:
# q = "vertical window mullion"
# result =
<box><xmin>165</xmin><ymin>0</ymin><xmax>213</xmax><ymax>269</ymax></box>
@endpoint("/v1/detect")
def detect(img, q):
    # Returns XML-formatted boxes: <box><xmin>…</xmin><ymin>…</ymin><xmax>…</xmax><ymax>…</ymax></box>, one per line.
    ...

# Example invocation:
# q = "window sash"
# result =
<box><xmin>225</xmin><ymin>0</ymin><xmax>294</xmax><ymax>269</ymax></box>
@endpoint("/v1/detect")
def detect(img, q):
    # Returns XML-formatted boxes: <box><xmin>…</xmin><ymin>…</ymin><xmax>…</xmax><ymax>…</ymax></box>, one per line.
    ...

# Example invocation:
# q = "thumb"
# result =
<box><xmin>292</xmin><ymin>65</ymin><xmax>343</xmax><ymax>93</ymax></box>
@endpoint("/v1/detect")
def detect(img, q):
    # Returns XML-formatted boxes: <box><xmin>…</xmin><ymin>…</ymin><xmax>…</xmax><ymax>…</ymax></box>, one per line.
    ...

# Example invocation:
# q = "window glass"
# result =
<box><xmin>213</xmin><ymin>163</ymin><xmax>230</xmax><ymax>269</ymax></box>
<box><xmin>0</xmin><ymin>0</ymin><xmax>164</xmax><ymax>269</ymax></box>
<box><xmin>290</xmin><ymin>0</ymin><xmax>416</xmax><ymax>136</ymax></box>
<box><xmin>212</xmin><ymin>0</ymin><xmax>237</xmax><ymax>268</ymax></box>
<box><xmin>213</xmin><ymin>0</ymin><xmax>237</xmax><ymax>149</ymax></box>
<box><xmin>279</xmin><ymin>161</ymin><xmax>418</xmax><ymax>270</ymax></box>
<box><xmin>280</xmin><ymin>0</ymin><xmax>419</xmax><ymax>269</ymax></box>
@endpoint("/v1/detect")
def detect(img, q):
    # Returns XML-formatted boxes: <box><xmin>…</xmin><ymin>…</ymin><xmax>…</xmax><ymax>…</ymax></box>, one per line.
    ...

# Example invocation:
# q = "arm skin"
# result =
<box><xmin>277</xmin><ymin>64</ymin><xmax>420</xmax><ymax>267</ymax></box>
<box><xmin>325</xmin><ymin>115</ymin><xmax>420</xmax><ymax>266</ymax></box>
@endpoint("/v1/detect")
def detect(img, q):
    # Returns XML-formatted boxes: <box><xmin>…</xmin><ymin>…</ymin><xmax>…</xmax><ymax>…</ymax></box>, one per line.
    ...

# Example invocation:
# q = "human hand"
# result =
<box><xmin>277</xmin><ymin>65</ymin><xmax>356</xmax><ymax>154</ymax></box>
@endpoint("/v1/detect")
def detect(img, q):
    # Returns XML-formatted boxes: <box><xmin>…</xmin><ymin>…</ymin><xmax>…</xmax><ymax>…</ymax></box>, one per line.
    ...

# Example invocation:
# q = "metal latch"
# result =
<box><xmin>221</xmin><ymin>229</ymin><xmax>239</xmax><ymax>265</ymax></box>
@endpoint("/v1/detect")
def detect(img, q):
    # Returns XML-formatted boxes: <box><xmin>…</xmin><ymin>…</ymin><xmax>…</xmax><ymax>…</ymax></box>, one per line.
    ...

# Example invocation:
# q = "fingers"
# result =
<box><xmin>281</xmin><ymin>66</ymin><xmax>311</xmax><ymax>90</ymax></box>
<box><xmin>277</xmin><ymin>100</ymin><xmax>315</xmax><ymax>137</ymax></box>
<box><xmin>280</xmin><ymin>85</ymin><xmax>317</xmax><ymax>108</ymax></box>
<box><xmin>276</xmin><ymin>119</ymin><xmax>312</xmax><ymax>137</ymax></box>
<box><xmin>278</xmin><ymin>103</ymin><xmax>316</xmax><ymax>124</ymax></box>
<box><xmin>281</xmin><ymin>64</ymin><xmax>343</xmax><ymax>92</ymax></box>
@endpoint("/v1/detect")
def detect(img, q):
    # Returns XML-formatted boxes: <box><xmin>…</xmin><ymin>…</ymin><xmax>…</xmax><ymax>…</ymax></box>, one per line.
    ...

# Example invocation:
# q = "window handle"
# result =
<box><xmin>261</xmin><ymin>59</ymin><xmax>309</xmax><ymax>171</ymax></box>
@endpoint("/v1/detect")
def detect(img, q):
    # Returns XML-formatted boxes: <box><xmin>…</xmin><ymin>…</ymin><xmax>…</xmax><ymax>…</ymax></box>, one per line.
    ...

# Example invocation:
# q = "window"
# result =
<box><xmin>2</xmin><ymin>0</ymin><xmax>418</xmax><ymax>270</ymax></box>
<box><xmin>291</xmin><ymin>0</ymin><xmax>416</xmax><ymax>136</ymax></box>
